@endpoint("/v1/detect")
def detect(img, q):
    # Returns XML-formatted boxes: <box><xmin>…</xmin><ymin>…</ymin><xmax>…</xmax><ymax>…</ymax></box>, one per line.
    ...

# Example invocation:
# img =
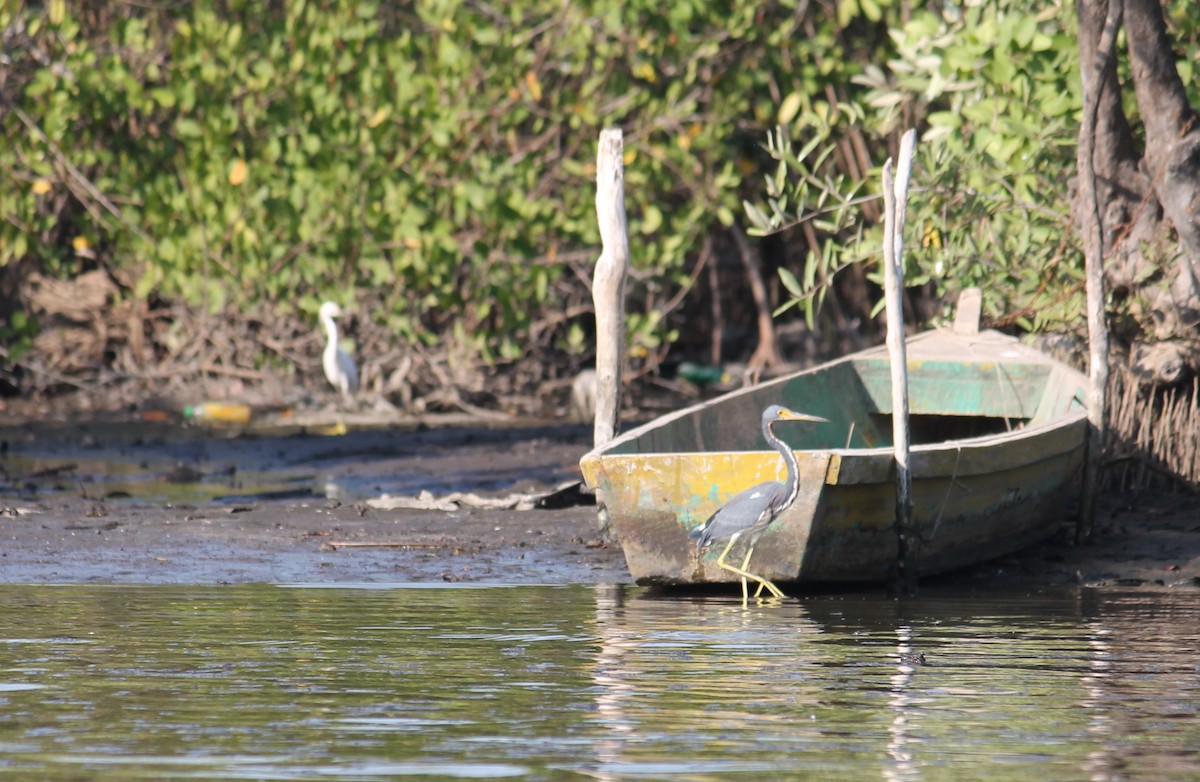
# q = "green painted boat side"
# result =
<box><xmin>579</xmin><ymin>329</ymin><xmax>1088</xmax><ymax>585</ymax></box>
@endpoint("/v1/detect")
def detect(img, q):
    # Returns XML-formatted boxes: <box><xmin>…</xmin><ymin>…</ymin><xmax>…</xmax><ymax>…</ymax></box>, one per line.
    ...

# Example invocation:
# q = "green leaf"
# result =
<box><xmin>176</xmin><ymin>118</ymin><xmax>203</xmax><ymax>137</ymax></box>
<box><xmin>641</xmin><ymin>204</ymin><xmax>663</xmax><ymax>234</ymax></box>
<box><xmin>778</xmin><ymin>92</ymin><xmax>804</xmax><ymax>125</ymax></box>
<box><xmin>742</xmin><ymin>199</ymin><xmax>771</xmax><ymax>232</ymax></box>
<box><xmin>150</xmin><ymin>88</ymin><xmax>176</xmax><ymax>108</ymax></box>
<box><xmin>779</xmin><ymin>266</ymin><xmax>804</xmax><ymax>298</ymax></box>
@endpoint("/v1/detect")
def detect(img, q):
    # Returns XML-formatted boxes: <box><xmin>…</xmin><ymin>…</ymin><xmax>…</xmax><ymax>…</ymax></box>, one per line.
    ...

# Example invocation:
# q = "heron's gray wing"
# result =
<box><xmin>691</xmin><ymin>480</ymin><xmax>787</xmax><ymax>547</ymax></box>
<box><xmin>337</xmin><ymin>348</ymin><xmax>360</xmax><ymax>393</ymax></box>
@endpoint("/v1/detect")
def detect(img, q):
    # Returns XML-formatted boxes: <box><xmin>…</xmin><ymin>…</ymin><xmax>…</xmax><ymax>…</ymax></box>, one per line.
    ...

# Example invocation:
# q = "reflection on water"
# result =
<box><xmin>0</xmin><ymin>584</ymin><xmax>1197</xmax><ymax>780</ymax></box>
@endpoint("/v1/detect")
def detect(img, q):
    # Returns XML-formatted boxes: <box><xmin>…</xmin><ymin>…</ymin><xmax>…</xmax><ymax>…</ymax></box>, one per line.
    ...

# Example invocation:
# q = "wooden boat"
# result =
<box><xmin>579</xmin><ymin>321</ymin><xmax>1088</xmax><ymax>586</ymax></box>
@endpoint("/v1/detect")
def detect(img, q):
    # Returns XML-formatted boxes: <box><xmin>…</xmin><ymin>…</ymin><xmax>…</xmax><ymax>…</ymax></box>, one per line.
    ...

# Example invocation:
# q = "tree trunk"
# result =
<box><xmin>1124</xmin><ymin>0</ymin><xmax>1200</xmax><ymax>335</ymax></box>
<box><xmin>729</xmin><ymin>224</ymin><xmax>783</xmax><ymax>378</ymax></box>
<box><xmin>1072</xmin><ymin>0</ymin><xmax>1200</xmax><ymax>493</ymax></box>
<box><xmin>1073</xmin><ymin>0</ymin><xmax>1200</xmax><ymax>347</ymax></box>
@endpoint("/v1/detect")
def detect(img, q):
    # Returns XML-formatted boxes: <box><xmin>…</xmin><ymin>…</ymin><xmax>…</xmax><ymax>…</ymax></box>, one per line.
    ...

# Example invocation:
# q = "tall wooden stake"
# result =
<box><xmin>593</xmin><ymin>128</ymin><xmax>629</xmax><ymax>447</ymax></box>
<box><xmin>1076</xmin><ymin>0</ymin><xmax>1121</xmax><ymax>544</ymax></box>
<box><xmin>882</xmin><ymin>129</ymin><xmax>918</xmax><ymax>596</ymax></box>
<box><xmin>592</xmin><ymin>128</ymin><xmax>630</xmax><ymax>538</ymax></box>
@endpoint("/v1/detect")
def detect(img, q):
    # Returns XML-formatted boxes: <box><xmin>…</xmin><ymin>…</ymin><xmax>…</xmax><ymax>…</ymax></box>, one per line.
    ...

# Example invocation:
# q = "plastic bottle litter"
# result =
<box><xmin>182</xmin><ymin>402</ymin><xmax>252</xmax><ymax>425</ymax></box>
<box><xmin>677</xmin><ymin>361</ymin><xmax>735</xmax><ymax>387</ymax></box>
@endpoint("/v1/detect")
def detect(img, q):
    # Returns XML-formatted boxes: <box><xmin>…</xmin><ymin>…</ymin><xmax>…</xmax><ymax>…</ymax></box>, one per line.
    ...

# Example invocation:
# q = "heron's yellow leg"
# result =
<box><xmin>745</xmin><ymin>549</ymin><xmax>763</xmax><ymax>598</ymax></box>
<box><xmin>748</xmin><ymin>557</ymin><xmax>785</xmax><ymax>598</ymax></box>
<box><xmin>713</xmin><ymin>538</ymin><xmax>750</xmax><ymax>602</ymax></box>
<box><xmin>739</xmin><ymin>547</ymin><xmax>786</xmax><ymax>599</ymax></box>
<box><xmin>716</xmin><ymin>541</ymin><xmax>785</xmax><ymax>603</ymax></box>
<box><xmin>751</xmin><ymin>579</ymin><xmax>786</xmax><ymax>599</ymax></box>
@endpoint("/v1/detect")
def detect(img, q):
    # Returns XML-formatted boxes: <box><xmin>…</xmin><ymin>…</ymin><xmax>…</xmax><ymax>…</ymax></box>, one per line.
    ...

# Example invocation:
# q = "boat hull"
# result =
<box><xmin>580</xmin><ymin>329</ymin><xmax>1088</xmax><ymax>586</ymax></box>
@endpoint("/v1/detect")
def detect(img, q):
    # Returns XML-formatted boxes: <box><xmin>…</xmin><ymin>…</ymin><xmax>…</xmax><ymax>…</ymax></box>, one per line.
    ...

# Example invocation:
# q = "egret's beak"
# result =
<box><xmin>778</xmin><ymin>409</ymin><xmax>828</xmax><ymax>423</ymax></box>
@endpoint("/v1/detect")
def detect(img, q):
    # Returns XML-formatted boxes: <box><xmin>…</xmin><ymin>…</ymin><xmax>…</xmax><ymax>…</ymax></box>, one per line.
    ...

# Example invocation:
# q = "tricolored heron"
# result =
<box><xmin>319</xmin><ymin>301</ymin><xmax>359</xmax><ymax>401</ymax></box>
<box><xmin>689</xmin><ymin>404</ymin><xmax>827</xmax><ymax>603</ymax></box>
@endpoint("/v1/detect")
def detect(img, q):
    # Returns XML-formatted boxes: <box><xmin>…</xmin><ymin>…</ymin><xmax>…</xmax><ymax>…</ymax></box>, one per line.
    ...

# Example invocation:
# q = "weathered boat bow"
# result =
<box><xmin>579</xmin><ymin>329</ymin><xmax>1088</xmax><ymax>587</ymax></box>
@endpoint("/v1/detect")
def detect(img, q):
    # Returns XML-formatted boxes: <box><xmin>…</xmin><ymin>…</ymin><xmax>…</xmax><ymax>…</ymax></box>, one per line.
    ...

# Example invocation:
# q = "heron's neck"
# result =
<box><xmin>321</xmin><ymin>315</ymin><xmax>339</xmax><ymax>350</ymax></box>
<box><xmin>766</xmin><ymin>421</ymin><xmax>801</xmax><ymax>507</ymax></box>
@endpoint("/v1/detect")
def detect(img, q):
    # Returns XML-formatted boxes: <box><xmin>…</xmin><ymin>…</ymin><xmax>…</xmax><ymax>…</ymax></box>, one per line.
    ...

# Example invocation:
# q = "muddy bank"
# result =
<box><xmin>0</xmin><ymin>495</ymin><xmax>624</xmax><ymax>585</ymax></box>
<box><xmin>1</xmin><ymin>415</ymin><xmax>1198</xmax><ymax>590</ymax></box>
<box><xmin>0</xmin><ymin>415</ymin><xmax>625</xmax><ymax>585</ymax></box>
<box><xmin>935</xmin><ymin>491</ymin><xmax>1200</xmax><ymax>590</ymax></box>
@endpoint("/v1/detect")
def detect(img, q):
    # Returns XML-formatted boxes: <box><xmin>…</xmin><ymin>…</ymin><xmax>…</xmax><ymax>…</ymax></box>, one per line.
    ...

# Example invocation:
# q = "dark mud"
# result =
<box><xmin>0</xmin><ymin>494</ymin><xmax>622</xmax><ymax>585</ymax></box>
<box><xmin>0</xmin><ymin>413</ymin><xmax>627</xmax><ymax>585</ymax></box>
<box><xmin>1</xmin><ymin>413</ymin><xmax>1198</xmax><ymax>590</ymax></box>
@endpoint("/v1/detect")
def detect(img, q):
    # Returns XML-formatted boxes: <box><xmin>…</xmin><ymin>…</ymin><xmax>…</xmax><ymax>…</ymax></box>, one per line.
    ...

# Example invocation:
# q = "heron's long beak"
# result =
<box><xmin>779</xmin><ymin>409</ymin><xmax>828</xmax><ymax>423</ymax></box>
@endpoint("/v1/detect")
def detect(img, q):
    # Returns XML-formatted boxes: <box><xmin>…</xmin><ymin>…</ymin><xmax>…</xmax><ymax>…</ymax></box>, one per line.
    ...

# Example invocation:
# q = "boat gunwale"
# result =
<box><xmin>586</xmin><ymin>406</ymin><xmax>1087</xmax><ymax>460</ymax></box>
<box><xmin>581</xmin><ymin>331</ymin><xmax>1088</xmax><ymax>466</ymax></box>
<box><xmin>583</xmin><ymin>410</ymin><xmax>1086</xmax><ymax>491</ymax></box>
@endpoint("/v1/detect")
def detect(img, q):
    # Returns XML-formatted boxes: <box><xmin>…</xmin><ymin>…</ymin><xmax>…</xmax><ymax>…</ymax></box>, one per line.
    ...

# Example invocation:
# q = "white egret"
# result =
<box><xmin>318</xmin><ymin>301</ymin><xmax>359</xmax><ymax>401</ymax></box>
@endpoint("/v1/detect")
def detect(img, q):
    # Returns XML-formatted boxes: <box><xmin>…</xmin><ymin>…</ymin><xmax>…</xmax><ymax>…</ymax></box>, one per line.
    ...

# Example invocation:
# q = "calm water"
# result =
<box><xmin>0</xmin><ymin>584</ymin><xmax>1197</xmax><ymax>780</ymax></box>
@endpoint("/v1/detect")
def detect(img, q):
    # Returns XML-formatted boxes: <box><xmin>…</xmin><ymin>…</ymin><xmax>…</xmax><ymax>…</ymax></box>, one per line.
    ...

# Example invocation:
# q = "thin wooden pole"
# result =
<box><xmin>1076</xmin><ymin>0</ymin><xmax>1121</xmax><ymax>543</ymax></box>
<box><xmin>882</xmin><ymin>129</ymin><xmax>917</xmax><ymax>596</ymax></box>
<box><xmin>592</xmin><ymin>128</ymin><xmax>630</xmax><ymax>539</ymax></box>
<box><xmin>593</xmin><ymin>128</ymin><xmax>629</xmax><ymax>448</ymax></box>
